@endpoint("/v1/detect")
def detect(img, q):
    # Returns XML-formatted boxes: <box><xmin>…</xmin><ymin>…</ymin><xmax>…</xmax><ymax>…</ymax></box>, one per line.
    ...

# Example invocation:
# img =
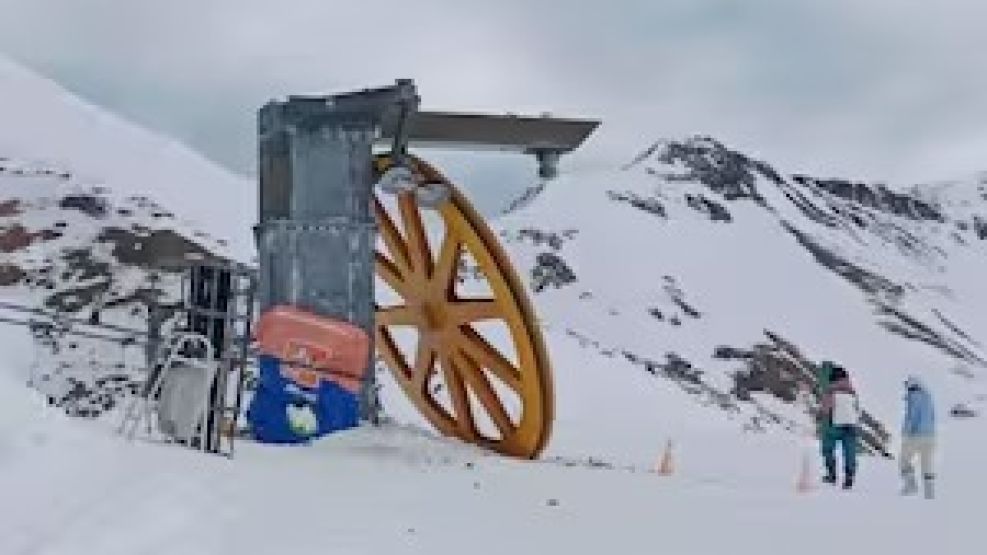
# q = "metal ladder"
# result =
<box><xmin>182</xmin><ymin>263</ymin><xmax>257</xmax><ymax>457</ymax></box>
<box><xmin>120</xmin><ymin>261</ymin><xmax>257</xmax><ymax>457</ymax></box>
<box><xmin>212</xmin><ymin>267</ymin><xmax>256</xmax><ymax>457</ymax></box>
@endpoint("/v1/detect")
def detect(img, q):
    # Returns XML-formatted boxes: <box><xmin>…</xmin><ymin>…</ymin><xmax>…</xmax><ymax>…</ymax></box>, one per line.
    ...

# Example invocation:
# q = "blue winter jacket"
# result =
<box><xmin>902</xmin><ymin>384</ymin><xmax>935</xmax><ymax>437</ymax></box>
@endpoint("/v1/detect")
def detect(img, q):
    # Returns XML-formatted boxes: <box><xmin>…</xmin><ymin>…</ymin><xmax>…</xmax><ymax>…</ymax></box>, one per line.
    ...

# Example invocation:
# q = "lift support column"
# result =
<box><xmin>256</xmin><ymin>79</ymin><xmax>598</xmax><ymax>427</ymax></box>
<box><xmin>256</xmin><ymin>80</ymin><xmax>418</xmax><ymax>422</ymax></box>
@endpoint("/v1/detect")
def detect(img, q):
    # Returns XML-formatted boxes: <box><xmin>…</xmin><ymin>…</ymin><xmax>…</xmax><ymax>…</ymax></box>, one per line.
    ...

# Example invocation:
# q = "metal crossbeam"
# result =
<box><xmin>0</xmin><ymin>300</ymin><xmax>148</xmax><ymax>338</ymax></box>
<box><xmin>380</xmin><ymin>111</ymin><xmax>599</xmax><ymax>154</ymax></box>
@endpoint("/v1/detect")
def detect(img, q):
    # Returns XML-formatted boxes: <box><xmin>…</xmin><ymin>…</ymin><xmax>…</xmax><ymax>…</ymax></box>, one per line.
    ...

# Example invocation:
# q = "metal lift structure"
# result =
<box><xmin>4</xmin><ymin>79</ymin><xmax>598</xmax><ymax>460</ymax></box>
<box><xmin>256</xmin><ymin>79</ymin><xmax>597</xmax><ymax>458</ymax></box>
<box><xmin>3</xmin><ymin>81</ymin><xmax>896</xmax><ymax>461</ymax></box>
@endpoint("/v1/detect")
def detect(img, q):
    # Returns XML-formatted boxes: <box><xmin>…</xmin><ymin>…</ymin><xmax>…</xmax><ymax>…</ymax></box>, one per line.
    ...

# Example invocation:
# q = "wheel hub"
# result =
<box><xmin>419</xmin><ymin>301</ymin><xmax>445</xmax><ymax>329</ymax></box>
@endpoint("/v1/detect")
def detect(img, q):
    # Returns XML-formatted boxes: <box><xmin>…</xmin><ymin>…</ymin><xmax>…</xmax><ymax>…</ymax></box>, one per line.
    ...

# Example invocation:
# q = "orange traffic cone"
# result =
<box><xmin>656</xmin><ymin>439</ymin><xmax>675</xmax><ymax>476</ymax></box>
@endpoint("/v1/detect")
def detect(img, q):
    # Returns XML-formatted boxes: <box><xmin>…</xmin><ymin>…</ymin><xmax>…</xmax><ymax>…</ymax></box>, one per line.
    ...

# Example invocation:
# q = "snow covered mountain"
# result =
<box><xmin>0</xmin><ymin>57</ymin><xmax>243</xmax><ymax>416</ymax></box>
<box><xmin>2</xmin><ymin>56</ymin><xmax>986</xmax><ymax>554</ymax></box>
<box><xmin>0</xmin><ymin>155</ymin><xmax>235</xmax><ymax>416</ymax></box>
<box><xmin>0</xmin><ymin>56</ymin><xmax>255</xmax><ymax>260</ymax></box>
<box><xmin>2</xmin><ymin>51</ymin><xmax>984</xmax><ymax>445</ymax></box>
<box><xmin>491</xmin><ymin>136</ymin><xmax>986</xmax><ymax>443</ymax></box>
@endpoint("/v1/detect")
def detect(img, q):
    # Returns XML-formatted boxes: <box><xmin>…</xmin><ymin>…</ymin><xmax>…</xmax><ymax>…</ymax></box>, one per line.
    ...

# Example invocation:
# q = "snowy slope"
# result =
<box><xmin>1</xmin><ymin>370</ymin><xmax>985</xmax><ymax>555</ymax></box>
<box><xmin>0</xmin><ymin>154</ymin><xmax>234</xmax><ymax>415</ymax></box>
<box><xmin>0</xmin><ymin>55</ymin><xmax>246</xmax><ymax>415</ymax></box>
<box><xmin>490</xmin><ymin>137</ymin><xmax>987</xmax><ymax>441</ymax></box>
<box><xmin>0</xmin><ymin>57</ymin><xmax>255</xmax><ymax>260</ymax></box>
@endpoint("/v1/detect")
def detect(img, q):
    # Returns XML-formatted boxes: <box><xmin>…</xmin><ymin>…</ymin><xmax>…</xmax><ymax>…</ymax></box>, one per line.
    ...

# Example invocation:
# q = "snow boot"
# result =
<box><xmin>923</xmin><ymin>475</ymin><xmax>935</xmax><ymax>500</ymax></box>
<box><xmin>842</xmin><ymin>474</ymin><xmax>854</xmax><ymax>490</ymax></box>
<box><xmin>823</xmin><ymin>459</ymin><xmax>837</xmax><ymax>484</ymax></box>
<box><xmin>900</xmin><ymin>471</ymin><xmax>918</xmax><ymax>496</ymax></box>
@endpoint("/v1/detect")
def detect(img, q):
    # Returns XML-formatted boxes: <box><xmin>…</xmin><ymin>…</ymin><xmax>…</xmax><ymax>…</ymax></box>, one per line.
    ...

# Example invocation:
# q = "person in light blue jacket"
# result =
<box><xmin>900</xmin><ymin>375</ymin><xmax>936</xmax><ymax>499</ymax></box>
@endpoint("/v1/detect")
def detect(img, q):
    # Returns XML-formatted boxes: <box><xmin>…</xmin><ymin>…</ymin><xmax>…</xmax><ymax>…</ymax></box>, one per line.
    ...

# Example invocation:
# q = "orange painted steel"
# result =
<box><xmin>373</xmin><ymin>155</ymin><xmax>554</xmax><ymax>459</ymax></box>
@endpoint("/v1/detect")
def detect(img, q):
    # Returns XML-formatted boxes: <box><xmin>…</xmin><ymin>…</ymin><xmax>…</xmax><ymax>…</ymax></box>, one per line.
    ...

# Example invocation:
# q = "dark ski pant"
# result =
<box><xmin>821</xmin><ymin>425</ymin><xmax>857</xmax><ymax>479</ymax></box>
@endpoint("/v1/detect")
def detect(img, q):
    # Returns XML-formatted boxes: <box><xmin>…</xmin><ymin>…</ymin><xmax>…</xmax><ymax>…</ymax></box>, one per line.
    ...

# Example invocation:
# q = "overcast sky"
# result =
<box><xmin>0</xmin><ymin>0</ymin><xmax>985</xmax><ymax>211</ymax></box>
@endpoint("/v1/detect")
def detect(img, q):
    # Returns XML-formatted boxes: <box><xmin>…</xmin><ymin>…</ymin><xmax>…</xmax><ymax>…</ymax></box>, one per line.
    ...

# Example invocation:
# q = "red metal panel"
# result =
<box><xmin>255</xmin><ymin>306</ymin><xmax>370</xmax><ymax>393</ymax></box>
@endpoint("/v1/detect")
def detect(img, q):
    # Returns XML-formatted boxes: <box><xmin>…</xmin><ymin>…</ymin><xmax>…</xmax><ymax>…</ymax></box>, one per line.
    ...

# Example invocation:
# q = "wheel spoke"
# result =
<box><xmin>375</xmin><ymin>326</ymin><xmax>411</xmax><ymax>381</ymax></box>
<box><xmin>454</xmin><ymin>351</ymin><xmax>515</xmax><ymax>439</ymax></box>
<box><xmin>448</xmin><ymin>298</ymin><xmax>501</xmax><ymax>324</ymax></box>
<box><xmin>375</xmin><ymin>304</ymin><xmax>419</xmax><ymax>327</ymax></box>
<box><xmin>373</xmin><ymin>196</ymin><xmax>411</xmax><ymax>274</ymax></box>
<box><xmin>432</xmin><ymin>233</ymin><xmax>461</xmax><ymax>296</ymax></box>
<box><xmin>398</xmin><ymin>192</ymin><xmax>433</xmax><ymax>277</ymax></box>
<box><xmin>457</xmin><ymin>326</ymin><xmax>522</xmax><ymax>393</ymax></box>
<box><xmin>411</xmin><ymin>341</ymin><xmax>437</xmax><ymax>393</ymax></box>
<box><xmin>439</xmin><ymin>351</ymin><xmax>475</xmax><ymax>436</ymax></box>
<box><xmin>375</xmin><ymin>253</ymin><xmax>408</xmax><ymax>297</ymax></box>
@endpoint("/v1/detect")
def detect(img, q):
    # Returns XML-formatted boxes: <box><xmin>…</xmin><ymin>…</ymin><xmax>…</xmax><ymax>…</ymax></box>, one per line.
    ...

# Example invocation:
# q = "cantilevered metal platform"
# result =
<box><xmin>380</xmin><ymin>111</ymin><xmax>598</xmax><ymax>178</ymax></box>
<box><xmin>273</xmin><ymin>80</ymin><xmax>599</xmax><ymax>179</ymax></box>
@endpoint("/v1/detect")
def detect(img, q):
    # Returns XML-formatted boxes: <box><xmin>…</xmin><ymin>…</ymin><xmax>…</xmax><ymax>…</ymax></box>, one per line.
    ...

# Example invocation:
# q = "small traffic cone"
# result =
<box><xmin>656</xmin><ymin>439</ymin><xmax>675</xmax><ymax>476</ymax></box>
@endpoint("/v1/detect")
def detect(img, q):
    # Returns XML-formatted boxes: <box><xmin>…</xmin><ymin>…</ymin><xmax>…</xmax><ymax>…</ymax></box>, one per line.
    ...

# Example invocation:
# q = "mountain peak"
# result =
<box><xmin>623</xmin><ymin>136</ymin><xmax>782</xmax><ymax>203</ymax></box>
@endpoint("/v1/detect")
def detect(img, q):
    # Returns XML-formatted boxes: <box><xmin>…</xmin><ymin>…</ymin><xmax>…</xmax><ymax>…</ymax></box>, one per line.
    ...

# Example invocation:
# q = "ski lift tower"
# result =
<box><xmin>256</xmin><ymin>80</ymin><xmax>597</xmax><ymax>458</ymax></box>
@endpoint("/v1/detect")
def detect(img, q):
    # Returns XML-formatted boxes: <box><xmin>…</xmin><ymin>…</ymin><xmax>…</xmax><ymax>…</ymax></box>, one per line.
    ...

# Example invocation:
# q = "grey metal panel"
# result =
<box><xmin>286</xmin><ymin>79</ymin><xmax>418</xmax><ymax>126</ymax></box>
<box><xmin>259</xmin><ymin>103</ymin><xmax>380</xmax><ymax>224</ymax></box>
<box><xmin>258</xmin><ymin>103</ymin><xmax>293</xmax><ymax>223</ymax></box>
<box><xmin>256</xmin><ymin>81</ymin><xmax>424</xmax><ymax>423</ymax></box>
<box><xmin>379</xmin><ymin>111</ymin><xmax>600</xmax><ymax>153</ymax></box>
<box><xmin>288</xmin><ymin>126</ymin><xmax>375</xmax><ymax>221</ymax></box>
<box><xmin>255</xmin><ymin>219</ymin><xmax>376</xmax><ymax>330</ymax></box>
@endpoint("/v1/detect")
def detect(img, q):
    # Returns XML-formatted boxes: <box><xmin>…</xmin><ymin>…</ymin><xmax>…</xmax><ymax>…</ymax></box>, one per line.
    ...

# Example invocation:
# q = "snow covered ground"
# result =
<box><xmin>1</xmin><ymin>356</ymin><xmax>984</xmax><ymax>555</ymax></box>
<box><xmin>3</xmin><ymin>318</ymin><xmax>986</xmax><ymax>554</ymax></box>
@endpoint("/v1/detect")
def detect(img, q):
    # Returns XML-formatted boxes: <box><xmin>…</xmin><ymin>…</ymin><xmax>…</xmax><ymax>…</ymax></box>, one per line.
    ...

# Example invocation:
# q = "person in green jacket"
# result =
<box><xmin>816</xmin><ymin>361</ymin><xmax>861</xmax><ymax>490</ymax></box>
<box><xmin>815</xmin><ymin>361</ymin><xmax>836</xmax><ymax>437</ymax></box>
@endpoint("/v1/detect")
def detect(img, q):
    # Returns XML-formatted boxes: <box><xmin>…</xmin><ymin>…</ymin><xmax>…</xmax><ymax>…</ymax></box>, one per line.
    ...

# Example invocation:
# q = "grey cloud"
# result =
<box><xmin>0</xmin><ymin>0</ymin><xmax>986</xmax><ymax>212</ymax></box>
